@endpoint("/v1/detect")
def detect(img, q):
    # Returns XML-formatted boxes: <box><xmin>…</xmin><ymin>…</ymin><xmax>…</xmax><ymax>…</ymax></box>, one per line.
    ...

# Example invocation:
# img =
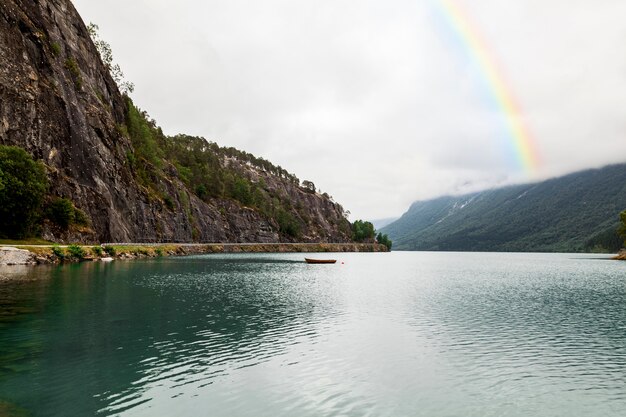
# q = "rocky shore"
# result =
<box><xmin>0</xmin><ymin>243</ymin><xmax>388</xmax><ymax>265</ymax></box>
<box><xmin>614</xmin><ymin>250</ymin><xmax>626</xmax><ymax>260</ymax></box>
<box><xmin>0</xmin><ymin>247</ymin><xmax>37</xmax><ymax>265</ymax></box>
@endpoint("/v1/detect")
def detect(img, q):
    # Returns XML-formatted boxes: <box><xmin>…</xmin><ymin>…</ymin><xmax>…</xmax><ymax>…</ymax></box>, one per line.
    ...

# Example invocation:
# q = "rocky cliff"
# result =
<box><xmin>0</xmin><ymin>0</ymin><xmax>353</xmax><ymax>243</ymax></box>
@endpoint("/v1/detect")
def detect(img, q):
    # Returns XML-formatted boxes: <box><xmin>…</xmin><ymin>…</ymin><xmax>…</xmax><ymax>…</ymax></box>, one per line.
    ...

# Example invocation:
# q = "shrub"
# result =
<box><xmin>195</xmin><ymin>184</ymin><xmax>208</xmax><ymax>200</ymax></box>
<box><xmin>64</xmin><ymin>57</ymin><xmax>82</xmax><ymax>87</ymax></box>
<box><xmin>51</xmin><ymin>42</ymin><xmax>61</xmax><ymax>56</ymax></box>
<box><xmin>232</xmin><ymin>177</ymin><xmax>252</xmax><ymax>205</ymax></box>
<box><xmin>73</xmin><ymin>208</ymin><xmax>89</xmax><ymax>226</ymax></box>
<box><xmin>46</xmin><ymin>198</ymin><xmax>90</xmax><ymax>229</ymax></box>
<box><xmin>0</xmin><ymin>145</ymin><xmax>48</xmax><ymax>238</ymax></box>
<box><xmin>163</xmin><ymin>195</ymin><xmax>175</xmax><ymax>210</ymax></box>
<box><xmin>67</xmin><ymin>244</ymin><xmax>86</xmax><ymax>260</ymax></box>
<box><xmin>155</xmin><ymin>247</ymin><xmax>163</xmax><ymax>257</ymax></box>
<box><xmin>47</xmin><ymin>198</ymin><xmax>74</xmax><ymax>229</ymax></box>
<box><xmin>276</xmin><ymin>209</ymin><xmax>301</xmax><ymax>238</ymax></box>
<box><xmin>52</xmin><ymin>245</ymin><xmax>65</xmax><ymax>259</ymax></box>
<box><xmin>126</xmin><ymin>151</ymin><xmax>136</xmax><ymax>168</ymax></box>
<box><xmin>179</xmin><ymin>191</ymin><xmax>191</xmax><ymax>216</ymax></box>
<box><xmin>103</xmin><ymin>246</ymin><xmax>116</xmax><ymax>256</ymax></box>
<box><xmin>92</xmin><ymin>246</ymin><xmax>103</xmax><ymax>256</ymax></box>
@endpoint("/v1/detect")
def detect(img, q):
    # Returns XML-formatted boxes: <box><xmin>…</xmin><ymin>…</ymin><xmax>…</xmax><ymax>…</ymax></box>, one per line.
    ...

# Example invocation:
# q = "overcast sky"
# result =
<box><xmin>72</xmin><ymin>0</ymin><xmax>626</xmax><ymax>220</ymax></box>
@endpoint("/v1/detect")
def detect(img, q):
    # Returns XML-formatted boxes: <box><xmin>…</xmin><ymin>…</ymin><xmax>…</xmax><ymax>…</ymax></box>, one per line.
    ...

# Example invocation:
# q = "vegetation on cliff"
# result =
<box><xmin>46</xmin><ymin>198</ymin><xmax>90</xmax><ymax>230</ymax></box>
<box><xmin>84</xmin><ymin>22</ymin><xmax>349</xmax><ymax>242</ymax></box>
<box><xmin>121</xmin><ymin>98</ymin><xmax>341</xmax><ymax>239</ymax></box>
<box><xmin>0</xmin><ymin>94</ymin><xmax>352</xmax><ymax>241</ymax></box>
<box><xmin>87</xmin><ymin>23</ymin><xmax>134</xmax><ymax>95</ymax></box>
<box><xmin>0</xmin><ymin>146</ymin><xmax>94</xmax><ymax>239</ymax></box>
<box><xmin>0</xmin><ymin>146</ymin><xmax>48</xmax><ymax>238</ymax></box>
<box><xmin>90</xmin><ymin>22</ymin><xmax>305</xmax><ymax>227</ymax></box>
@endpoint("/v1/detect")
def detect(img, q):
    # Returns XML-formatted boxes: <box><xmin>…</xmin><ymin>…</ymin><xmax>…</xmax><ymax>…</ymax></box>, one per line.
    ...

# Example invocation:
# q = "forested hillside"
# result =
<box><xmin>382</xmin><ymin>164</ymin><xmax>626</xmax><ymax>252</ymax></box>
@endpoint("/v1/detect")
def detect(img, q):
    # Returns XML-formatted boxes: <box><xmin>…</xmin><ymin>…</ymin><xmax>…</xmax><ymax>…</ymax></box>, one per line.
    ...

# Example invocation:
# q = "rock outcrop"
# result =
<box><xmin>0</xmin><ymin>247</ymin><xmax>36</xmax><ymax>265</ymax></box>
<box><xmin>0</xmin><ymin>0</ymin><xmax>352</xmax><ymax>243</ymax></box>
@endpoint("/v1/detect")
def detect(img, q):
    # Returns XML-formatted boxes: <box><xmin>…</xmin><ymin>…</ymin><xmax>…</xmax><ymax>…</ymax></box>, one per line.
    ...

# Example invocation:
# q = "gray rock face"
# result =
<box><xmin>0</xmin><ymin>247</ymin><xmax>36</xmax><ymax>265</ymax></box>
<box><xmin>0</xmin><ymin>0</ymin><xmax>352</xmax><ymax>243</ymax></box>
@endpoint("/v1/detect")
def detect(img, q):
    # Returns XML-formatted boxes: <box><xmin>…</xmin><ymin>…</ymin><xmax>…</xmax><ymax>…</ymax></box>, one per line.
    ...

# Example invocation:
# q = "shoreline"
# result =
<box><xmin>0</xmin><ymin>242</ymin><xmax>388</xmax><ymax>265</ymax></box>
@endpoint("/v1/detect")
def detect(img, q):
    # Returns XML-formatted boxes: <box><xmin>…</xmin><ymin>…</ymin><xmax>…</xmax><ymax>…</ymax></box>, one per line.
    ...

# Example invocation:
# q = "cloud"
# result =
<box><xmin>72</xmin><ymin>0</ymin><xmax>626</xmax><ymax>219</ymax></box>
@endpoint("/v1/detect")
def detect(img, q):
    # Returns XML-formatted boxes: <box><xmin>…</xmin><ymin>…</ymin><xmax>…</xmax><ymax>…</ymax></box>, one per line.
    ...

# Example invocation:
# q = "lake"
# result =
<box><xmin>1</xmin><ymin>252</ymin><xmax>625</xmax><ymax>416</ymax></box>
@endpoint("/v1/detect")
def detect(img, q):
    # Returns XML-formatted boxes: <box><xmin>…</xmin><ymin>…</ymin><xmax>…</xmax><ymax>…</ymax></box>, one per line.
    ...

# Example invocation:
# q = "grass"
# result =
<box><xmin>64</xmin><ymin>57</ymin><xmax>82</xmax><ymax>88</ymax></box>
<box><xmin>11</xmin><ymin>244</ymin><xmax>182</xmax><ymax>260</ymax></box>
<box><xmin>15</xmin><ymin>246</ymin><xmax>53</xmax><ymax>256</ymax></box>
<box><xmin>0</xmin><ymin>238</ymin><xmax>54</xmax><ymax>245</ymax></box>
<box><xmin>51</xmin><ymin>41</ymin><xmax>61</xmax><ymax>56</ymax></box>
<box><xmin>105</xmin><ymin>245</ymin><xmax>181</xmax><ymax>256</ymax></box>
<box><xmin>8</xmin><ymin>243</ymin><xmax>387</xmax><ymax>263</ymax></box>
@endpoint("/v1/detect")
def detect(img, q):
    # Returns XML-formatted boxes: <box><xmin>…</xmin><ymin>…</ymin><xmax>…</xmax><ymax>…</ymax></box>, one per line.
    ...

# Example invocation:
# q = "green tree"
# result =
<box><xmin>45</xmin><ymin>197</ymin><xmax>89</xmax><ymax>229</ymax></box>
<box><xmin>46</xmin><ymin>198</ymin><xmax>75</xmax><ymax>229</ymax></box>
<box><xmin>125</xmin><ymin>100</ymin><xmax>164</xmax><ymax>172</ymax></box>
<box><xmin>232</xmin><ymin>177</ymin><xmax>252</xmax><ymax>205</ymax></box>
<box><xmin>87</xmin><ymin>23</ymin><xmax>134</xmax><ymax>94</ymax></box>
<box><xmin>302</xmin><ymin>180</ymin><xmax>316</xmax><ymax>193</ymax></box>
<box><xmin>376</xmin><ymin>232</ymin><xmax>393</xmax><ymax>250</ymax></box>
<box><xmin>0</xmin><ymin>146</ymin><xmax>48</xmax><ymax>238</ymax></box>
<box><xmin>276</xmin><ymin>209</ymin><xmax>301</xmax><ymax>238</ymax></box>
<box><xmin>352</xmin><ymin>220</ymin><xmax>375</xmax><ymax>242</ymax></box>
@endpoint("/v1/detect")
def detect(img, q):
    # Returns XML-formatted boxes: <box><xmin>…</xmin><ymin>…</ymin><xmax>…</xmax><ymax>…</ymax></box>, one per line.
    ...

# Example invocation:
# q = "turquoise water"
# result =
<box><xmin>0</xmin><ymin>252</ymin><xmax>625</xmax><ymax>416</ymax></box>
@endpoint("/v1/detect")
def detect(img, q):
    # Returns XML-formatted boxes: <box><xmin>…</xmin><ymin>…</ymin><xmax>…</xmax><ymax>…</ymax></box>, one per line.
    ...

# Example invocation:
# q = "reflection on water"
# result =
<box><xmin>0</xmin><ymin>253</ymin><xmax>625</xmax><ymax>417</ymax></box>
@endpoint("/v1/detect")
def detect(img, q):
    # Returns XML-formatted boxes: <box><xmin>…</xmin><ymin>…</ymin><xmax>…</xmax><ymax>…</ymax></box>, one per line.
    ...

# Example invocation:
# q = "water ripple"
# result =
<box><xmin>1</xmin><ymin>253</ymin><xmax>625</xmax><ymax>416</ymax></box>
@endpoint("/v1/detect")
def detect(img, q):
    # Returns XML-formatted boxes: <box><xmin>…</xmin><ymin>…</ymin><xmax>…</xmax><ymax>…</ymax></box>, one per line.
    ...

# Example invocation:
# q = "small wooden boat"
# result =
<box><xmin>305</xmin><ymin>258</ymin><xmax>337</xmax><ymax>264</ymax></box>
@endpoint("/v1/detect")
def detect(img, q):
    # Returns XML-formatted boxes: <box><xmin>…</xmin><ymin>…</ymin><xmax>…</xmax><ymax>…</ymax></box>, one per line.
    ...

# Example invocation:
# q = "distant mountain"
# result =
<box><xmin>370</xmin><ymin>217</ymin><xmax>399</xmax><ymax>230</ymax></box>
<box><xmin>381</xmin><ymin>164</ymin><xmax>626</xmax><ymax>252</ymax></box>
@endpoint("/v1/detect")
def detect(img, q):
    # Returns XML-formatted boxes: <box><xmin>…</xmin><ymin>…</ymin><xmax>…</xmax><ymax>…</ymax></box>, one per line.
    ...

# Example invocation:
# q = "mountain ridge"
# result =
<box><xmin>381</xmin><ymin>164</ymin><xmax>626</xmax><ymax>252</ymax></box>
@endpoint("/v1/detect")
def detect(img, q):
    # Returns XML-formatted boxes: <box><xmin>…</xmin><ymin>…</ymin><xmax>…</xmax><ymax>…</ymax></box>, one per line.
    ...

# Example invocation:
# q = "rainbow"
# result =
<box><xmin>430</xmin><ymin>0</ymin><xmax>541</xmax><ymax>174</ymax></box>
